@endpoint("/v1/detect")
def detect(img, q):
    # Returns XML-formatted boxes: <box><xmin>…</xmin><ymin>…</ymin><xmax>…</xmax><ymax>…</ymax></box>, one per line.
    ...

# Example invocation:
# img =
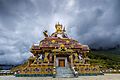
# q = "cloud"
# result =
<box><xmin>67</xmin><ymin>0</ymin><xmax>120</xmax><ymax>49</ymax></box>
<box><xmin>0</xmin><ymin>0</ymin><xmax>120</xmax><ymax>64</ymax></box>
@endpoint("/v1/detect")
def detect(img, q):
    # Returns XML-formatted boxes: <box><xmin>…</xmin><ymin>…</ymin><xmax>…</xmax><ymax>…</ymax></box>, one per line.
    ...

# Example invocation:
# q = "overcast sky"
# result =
<box><xmin>0</xmin><ymin>0</ymin><xmax>120</xmax><ymax>64</ymax></box>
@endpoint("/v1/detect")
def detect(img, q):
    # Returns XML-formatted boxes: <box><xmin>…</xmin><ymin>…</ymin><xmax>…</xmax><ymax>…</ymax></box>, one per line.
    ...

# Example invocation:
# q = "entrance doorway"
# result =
<box><xmin>58</xmin><ymin>59</ymin><xmax>65</xmax><ymax>67</ymax></box>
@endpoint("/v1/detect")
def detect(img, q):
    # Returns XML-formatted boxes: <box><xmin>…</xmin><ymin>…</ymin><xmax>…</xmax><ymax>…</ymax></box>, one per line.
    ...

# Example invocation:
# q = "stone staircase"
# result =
<box><xmin>56</xmin><ymin>67</ymin><xmax>74</xmax><ymax>78</ymax></box>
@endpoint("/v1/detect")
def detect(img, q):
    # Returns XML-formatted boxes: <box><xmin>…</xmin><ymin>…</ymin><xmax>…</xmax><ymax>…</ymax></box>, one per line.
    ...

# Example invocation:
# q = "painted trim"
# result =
<box><xmin>15</xmin><ymin>74</ymin><xmax>53</xmax><ymax>77</ymax></box>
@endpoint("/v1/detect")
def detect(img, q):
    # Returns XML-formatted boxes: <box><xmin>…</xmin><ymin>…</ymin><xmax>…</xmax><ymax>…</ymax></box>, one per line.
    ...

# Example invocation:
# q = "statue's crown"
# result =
<box><xmin>55</xmin><ymin>22</ymin><xmax>62</xmax><ymax>29</ymax></box>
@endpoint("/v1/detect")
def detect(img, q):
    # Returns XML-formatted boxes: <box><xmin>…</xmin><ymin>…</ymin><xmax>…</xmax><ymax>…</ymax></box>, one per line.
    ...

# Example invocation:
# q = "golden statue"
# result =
<box><xmin>51</xmin><ymin>22</ymin><xmax>68</xmax><ymax>38</ymax></box>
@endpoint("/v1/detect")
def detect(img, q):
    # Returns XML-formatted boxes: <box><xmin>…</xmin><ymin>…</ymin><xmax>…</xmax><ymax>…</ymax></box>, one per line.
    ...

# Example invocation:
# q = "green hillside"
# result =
<box><xmin>89</xmin><ymin>49</ymin><xmax>120</xmax><ymax>69</ymax></box>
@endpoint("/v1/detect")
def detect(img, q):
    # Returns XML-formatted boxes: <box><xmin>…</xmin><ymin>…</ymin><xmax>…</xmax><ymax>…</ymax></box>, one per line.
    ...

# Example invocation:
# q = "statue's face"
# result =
<box><xmin>56</xmin><ymin>25</ymin><xmax>62</xmax><ymax>31</ymax></box>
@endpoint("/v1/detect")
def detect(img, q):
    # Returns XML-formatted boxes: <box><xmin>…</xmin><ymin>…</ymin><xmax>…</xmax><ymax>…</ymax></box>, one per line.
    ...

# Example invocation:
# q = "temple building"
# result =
<box><xmin>13</xmin><ymin>23</ymin><xmax>102</xmax><ymax>77</ymax></box>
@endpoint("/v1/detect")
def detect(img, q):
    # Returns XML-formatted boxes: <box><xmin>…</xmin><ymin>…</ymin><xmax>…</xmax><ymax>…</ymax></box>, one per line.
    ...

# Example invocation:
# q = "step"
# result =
<box><xmin>56</xmin><ymin>74</ymin><xmax>73</xmax><ymax>76</ymax></box>
<box><xmin>56</xmin><ymin>75</ymin><xmax>74</xmax><ymax>78</ymax></box>
<box><xmin>56</xmin><ymin>67</ymin><xmax>74</xmax><ymax>78</ymax></box>
<box><xmin>56</xmin><ymin>74</ymin><xmax>74</xmax><ymax>78</ymax></box>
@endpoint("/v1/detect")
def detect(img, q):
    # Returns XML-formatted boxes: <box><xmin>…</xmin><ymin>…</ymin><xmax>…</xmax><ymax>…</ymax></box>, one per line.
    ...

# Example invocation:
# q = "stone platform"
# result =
<box><xmin>0</xmin><ymin>74</ymin><xmax>120</xmax><ymax>80</ymax></box>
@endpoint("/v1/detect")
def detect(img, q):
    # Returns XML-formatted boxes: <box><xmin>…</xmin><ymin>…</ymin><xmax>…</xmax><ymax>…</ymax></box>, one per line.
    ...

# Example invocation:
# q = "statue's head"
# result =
<box><xmin>55</xmin><ymin>22</ymin><xmax>63</xmax><ymax>33</ymax></box>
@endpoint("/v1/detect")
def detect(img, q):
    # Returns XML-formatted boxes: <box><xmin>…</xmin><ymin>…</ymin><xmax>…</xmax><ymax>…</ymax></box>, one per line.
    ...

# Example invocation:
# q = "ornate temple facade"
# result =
<box><xmin>14</xmin><ymin>23</ymin><xmax>101</xmax><ymax>77</ymax></box>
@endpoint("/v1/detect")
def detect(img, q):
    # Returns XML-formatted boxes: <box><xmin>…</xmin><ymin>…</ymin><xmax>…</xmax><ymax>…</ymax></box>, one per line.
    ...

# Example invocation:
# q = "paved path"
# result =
<box><xmin>0</xmin><ymin>74</ymin><xmax>120</xmax><ymax>80</ymax></box>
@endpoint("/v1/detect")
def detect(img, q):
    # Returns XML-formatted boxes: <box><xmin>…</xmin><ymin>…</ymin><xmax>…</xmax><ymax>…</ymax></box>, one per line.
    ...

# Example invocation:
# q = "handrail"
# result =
<box><xmin>53</xmin><ymin>66</ymin><xmax>56</xmax><ymax>78</ymax></box>
<box><xmin>71</xmin><ymin>66</ymin><xmax>78</xmax><ymax>77</ymax></box>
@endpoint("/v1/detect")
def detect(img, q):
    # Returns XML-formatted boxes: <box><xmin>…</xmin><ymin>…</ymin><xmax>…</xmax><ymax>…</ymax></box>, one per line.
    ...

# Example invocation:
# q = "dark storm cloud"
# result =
<box><xmin>67</xmin><ymin>0</ymin><xmax>120</xmax><ymax>49</ymax></box>
<box><xmin>0</xmin><ymin>0</ymin><xmax>120</xmax><ymax>64</ymax></box>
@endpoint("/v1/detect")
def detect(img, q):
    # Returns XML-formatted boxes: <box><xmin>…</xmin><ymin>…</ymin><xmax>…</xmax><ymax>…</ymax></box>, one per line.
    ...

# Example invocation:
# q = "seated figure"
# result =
<box><xmin>51</xmin><ymin>22</ymin><xmax>68</xmax><ymax>38</ymax></box>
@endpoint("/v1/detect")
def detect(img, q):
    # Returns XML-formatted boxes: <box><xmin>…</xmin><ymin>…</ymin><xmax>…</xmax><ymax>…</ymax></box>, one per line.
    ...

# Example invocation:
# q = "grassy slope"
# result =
<box><xmin>88</xmin><ymin>49</ymin><xmax>120</xmax><ymax>69</ymax></box>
